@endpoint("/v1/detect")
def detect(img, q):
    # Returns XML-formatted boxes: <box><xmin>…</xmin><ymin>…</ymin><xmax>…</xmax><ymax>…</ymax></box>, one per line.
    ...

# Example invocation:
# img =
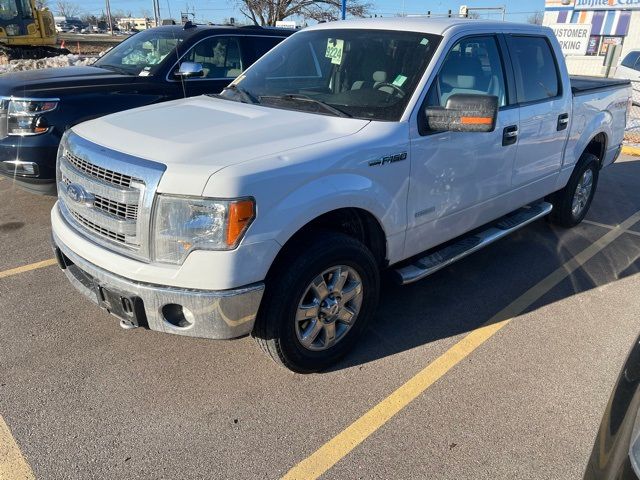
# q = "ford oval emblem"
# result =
<box><xmin>66</xmin><ymin>183</ymin><xmax>94</xmax><ymax>206</ymax></box>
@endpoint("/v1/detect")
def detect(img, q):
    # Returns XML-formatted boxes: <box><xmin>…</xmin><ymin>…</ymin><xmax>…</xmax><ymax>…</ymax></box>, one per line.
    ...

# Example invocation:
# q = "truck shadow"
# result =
<box><xmin>329</xmin><ymin>157</ymin><xmax>640</xmax><ymax>372</ymax></box>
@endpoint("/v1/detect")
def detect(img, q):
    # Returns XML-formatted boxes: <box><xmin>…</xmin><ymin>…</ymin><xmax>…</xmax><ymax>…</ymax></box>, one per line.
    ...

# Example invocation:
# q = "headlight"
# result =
<box><xmin>153</xmin><ymin>195</ymin><xmax>255</xmax><ymax>264</ymax></box>
<box><xmin>4</xmin><ymin>98</ymin><xmax>58</xmax><ymax>136</ymax></box>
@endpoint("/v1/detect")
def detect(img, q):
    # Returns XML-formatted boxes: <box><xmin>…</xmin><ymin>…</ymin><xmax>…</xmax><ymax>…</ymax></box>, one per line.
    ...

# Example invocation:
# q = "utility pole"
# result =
<box><xmin>105</xmin><ymin>0</ymin><xmax>114</xmax><ymax>36</ymax></box>
<box><xmin>341</xmin><ymin>0</ymin><xmax>346</xmax><ymax>20</ymax></box>
<box><xmin>152</xmin><ymin>0</ymin><xmax>161</xmax><ymax>26</ymax></box>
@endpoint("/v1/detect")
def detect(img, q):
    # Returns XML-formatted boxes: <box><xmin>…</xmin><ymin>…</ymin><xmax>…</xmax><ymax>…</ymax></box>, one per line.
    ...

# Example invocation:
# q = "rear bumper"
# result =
<box><xmin>52</xmin><ymin>231</ymin><xmax>265</xmax><ymax>340</ymax></box>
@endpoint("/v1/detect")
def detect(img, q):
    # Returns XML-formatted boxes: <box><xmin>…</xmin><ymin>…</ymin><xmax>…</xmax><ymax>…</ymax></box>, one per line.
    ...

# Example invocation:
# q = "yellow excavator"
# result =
<box><xmin>0</xmin><ymin>0</ymin><xmax>69</xmax><ymax>62</ymax></box>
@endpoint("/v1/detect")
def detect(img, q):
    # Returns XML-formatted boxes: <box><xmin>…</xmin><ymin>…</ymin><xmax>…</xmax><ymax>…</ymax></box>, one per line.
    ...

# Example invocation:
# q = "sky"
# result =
<box><xmin>75</xmin><ymin>0</ymin><xmax>547</xmax><ymax>24</ymax></box>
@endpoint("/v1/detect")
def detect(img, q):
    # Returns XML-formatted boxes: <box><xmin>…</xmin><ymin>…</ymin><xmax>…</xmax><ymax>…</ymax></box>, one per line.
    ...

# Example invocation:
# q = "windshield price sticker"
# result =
<box><xmin>393</xmin><ymin>75</ymin><xmax>407</xmax><ymax>87</ymax></box>
<box><xmin>326</xmin><ymin>39</ymin><xmax>344</xmax><ymax>65</ymax></box>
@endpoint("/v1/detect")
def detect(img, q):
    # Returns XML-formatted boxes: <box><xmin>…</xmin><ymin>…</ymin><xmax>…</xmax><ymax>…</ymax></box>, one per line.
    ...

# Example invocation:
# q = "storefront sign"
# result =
<box><xmin>550</xmin><ymin>23</ymin><xmax>593</xmax><ymax>55</ymax></box>
<box><xmin>574</xmin><ymin>0</ymin><xmax>640</xmax><ymax>10</ymax></box>
<box><xmin>599</xmin><ymin>35</ymin><xmax>623</xmax><ymax>54</ymax></box>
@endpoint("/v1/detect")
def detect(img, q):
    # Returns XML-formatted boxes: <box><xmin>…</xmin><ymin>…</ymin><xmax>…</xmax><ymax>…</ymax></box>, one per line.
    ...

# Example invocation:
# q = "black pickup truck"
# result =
<box><xmin>0</xmin><ymin>24</ymin><xmax>293</xmax><ymax>194</ymax></box>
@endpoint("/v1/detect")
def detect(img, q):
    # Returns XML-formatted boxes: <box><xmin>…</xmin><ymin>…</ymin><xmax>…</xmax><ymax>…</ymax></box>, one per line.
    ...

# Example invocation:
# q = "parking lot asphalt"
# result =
<box><xmin>1</xmin><ymin>155</ymin><xmax>640</xmax><ymax>479</ymax></box>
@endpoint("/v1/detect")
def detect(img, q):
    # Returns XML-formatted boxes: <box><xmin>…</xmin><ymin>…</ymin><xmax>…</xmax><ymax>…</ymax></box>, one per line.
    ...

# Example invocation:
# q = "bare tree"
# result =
<box><xmin>35</xmin><ymin>0</ymin><xmax>48</xmax><ymax>9</ymax></box>
<box><xmin>527</xmin><ymin>11</ymin><xmax>544</xmax><ymax>25</ymax></box>
<box><xmin>237</xmin><ymin>0</ymin><xmax>371</xmax><ymax>26</ymax></box>
<box><xmin>55</xmin><ymin>1</ymin><xmax>81</xmax><ymax>18</ymax></box>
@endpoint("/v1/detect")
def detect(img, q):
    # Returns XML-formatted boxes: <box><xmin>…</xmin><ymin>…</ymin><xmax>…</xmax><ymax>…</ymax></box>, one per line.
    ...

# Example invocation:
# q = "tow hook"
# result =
<box><xmin>119</xmin><ymin>319</ymin><xmax>138</xmax><ymax>330</ymax></box>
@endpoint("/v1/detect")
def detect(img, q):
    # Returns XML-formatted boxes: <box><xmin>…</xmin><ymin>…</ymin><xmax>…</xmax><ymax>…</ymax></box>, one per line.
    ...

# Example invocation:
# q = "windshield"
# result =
<box><xmin>94</xmin><ymin>29</ymin><xmax>185</xmax><ymax>76</ymax></box>
<box><xmin>221</xmin><ymin>29</ymin><xmax>441</xmax><ymax>121</ymax></box>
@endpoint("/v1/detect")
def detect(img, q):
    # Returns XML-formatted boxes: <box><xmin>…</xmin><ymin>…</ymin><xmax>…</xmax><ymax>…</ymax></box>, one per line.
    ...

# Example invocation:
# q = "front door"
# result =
<box><xmin>171</xmin><ymin>36</ymin><xmax>246</xmax><ymax>98</ymax></box>
<box><xmin>405</xmin><ymin>35</ymin><xmax>518</xmax><ymax>259</ymax></box>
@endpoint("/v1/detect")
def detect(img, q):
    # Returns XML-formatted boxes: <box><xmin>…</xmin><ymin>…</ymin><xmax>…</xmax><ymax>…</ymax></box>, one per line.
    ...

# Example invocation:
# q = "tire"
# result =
<box><xmin>549</xmin><ymin>153</ymin><xmax>600</xmax><ymax>228</ymax></box>
<box><xmin>253</xmin><ymin>232</ymin><xmax>380</xmax><ymax>373</ymax></box>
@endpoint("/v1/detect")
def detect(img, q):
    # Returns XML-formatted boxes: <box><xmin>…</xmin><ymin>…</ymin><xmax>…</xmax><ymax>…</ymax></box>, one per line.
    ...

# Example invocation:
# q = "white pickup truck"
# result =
<box><xmin>51</xmin><ymin>18</ymin><xmax>631</xmax><ymax>372</ymax></box>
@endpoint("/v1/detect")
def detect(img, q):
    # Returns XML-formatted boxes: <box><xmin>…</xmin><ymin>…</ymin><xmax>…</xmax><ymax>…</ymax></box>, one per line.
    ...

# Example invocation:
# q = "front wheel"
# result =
<box><xmin>549</xmin><ymin>153</ymin><xmax>600</xmax><ymax>228</ymax></box>
<box><xmin>253</xmin><ymin>232</ymin><xmax>380</xmax><ymax>373</ymax></box>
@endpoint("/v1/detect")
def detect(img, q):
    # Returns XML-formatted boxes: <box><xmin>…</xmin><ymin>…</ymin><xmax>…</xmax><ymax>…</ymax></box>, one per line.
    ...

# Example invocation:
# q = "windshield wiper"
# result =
<box><xmin>221</xmin><ymin>84</ymin><xmax>259</xmax><ymax>104</ymax></box>
<box><xmin>259</xmin><ymin>94</ymin><xmax>352</xmax><ymax>118</ymax></box>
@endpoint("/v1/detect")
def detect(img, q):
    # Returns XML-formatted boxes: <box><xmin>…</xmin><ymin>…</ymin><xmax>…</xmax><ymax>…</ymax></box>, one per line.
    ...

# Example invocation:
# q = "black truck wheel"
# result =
<box><xmin>253</xmin><ymin>232</ymin><xmax>380</xmax><ymax>373</ymax></box>
<box><xmin>549</xmin><ymin>153</ymin><xmax>600</xmax><ymax>228</ymax></box>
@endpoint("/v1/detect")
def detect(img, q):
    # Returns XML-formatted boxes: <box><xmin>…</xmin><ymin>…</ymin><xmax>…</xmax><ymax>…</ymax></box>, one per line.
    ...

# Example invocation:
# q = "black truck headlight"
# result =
<box><xmin>6</xmin><ymin>98</ymin><xmax>58</xmax><ymax>136</ymax></box>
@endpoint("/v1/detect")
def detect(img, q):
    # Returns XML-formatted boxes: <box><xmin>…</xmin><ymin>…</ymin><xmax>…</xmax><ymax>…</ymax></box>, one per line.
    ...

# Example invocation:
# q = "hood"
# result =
<box><xmin>0</xmin><ymin>66</ymin><xmax>141</xmax><ymax>96</ymax></box>
<box><xmin>72</xmin><ymin>96</ymin><xmax>370</xmax><ymax>195</ymax></box>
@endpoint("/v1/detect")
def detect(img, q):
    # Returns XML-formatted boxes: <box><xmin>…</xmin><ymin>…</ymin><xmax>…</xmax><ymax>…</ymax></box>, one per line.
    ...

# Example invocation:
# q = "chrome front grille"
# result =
<box><xmin>65</xmin><ymin>149</ymin><xmax>136</xmax><ymax>187</ymax></box>
<box><xmin>94</xmin><ymin>195</ymin><xmax>139</xmax><ymax>220</ymax></box>
<box><xmin>71</xmin><ymin>210</ymin><xmax>127</xmax><ymax>244</ymax></box>
<box><xmin>57</xmin><ymin>131</ymin><xmax>166</xmax><ymax>261</ymax></box>
<box><xmin>61</xmin><ymin>176</ymin><xmax>139</xmax><ymax>221</ymax></box>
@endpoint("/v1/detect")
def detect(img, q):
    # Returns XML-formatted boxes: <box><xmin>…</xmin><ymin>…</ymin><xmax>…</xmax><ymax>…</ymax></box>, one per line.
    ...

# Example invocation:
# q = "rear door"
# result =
<box><xmin>506</xmin><ymin>35</ymin><xmax>571</xmax><ymax>193</ymax></box>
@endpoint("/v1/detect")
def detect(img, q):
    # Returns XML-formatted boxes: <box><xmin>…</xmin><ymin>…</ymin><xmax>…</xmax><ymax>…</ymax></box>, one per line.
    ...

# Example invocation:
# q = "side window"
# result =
<box><xmin>508</xmin><ymin>36</ymin><xmax>560</xmax><ymax>103</ymax></box>
<box><xmin>183</xmin><ymin>36</ymin><xmax>243</xmax><ymax>79</ymax></box>
<box><xmin>621</xmin><ymin>51</ymin><xmax>640</xmax><ymax>71</ymax></box>
<box><xmin>427</xmin><ymin>36</ymin><xmax>507</xmax><ymax>107</ymax></box>
<box><xmin>243</xmin><ymin>36</ymin><xmax>285</xmax><ymax>63</ymax></box>
<box><xmin>268</xmin><ymin>42</ymin><xmax>325</xmax><ymax>78</ymax></box>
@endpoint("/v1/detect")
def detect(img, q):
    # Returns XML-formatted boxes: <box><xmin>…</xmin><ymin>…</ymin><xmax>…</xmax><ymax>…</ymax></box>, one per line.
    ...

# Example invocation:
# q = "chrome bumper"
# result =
<box><xmin>52</xmin><ymin>232</ymin><xmax>264</xmax><ymax>340</ymax></box>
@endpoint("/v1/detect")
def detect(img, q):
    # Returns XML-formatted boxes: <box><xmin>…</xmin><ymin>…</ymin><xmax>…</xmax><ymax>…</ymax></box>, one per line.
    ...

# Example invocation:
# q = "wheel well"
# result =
<box><xmin>276</xmin><ymin>208</ymin><xmax>387</xmax><ymax>268</ymax></box>
<box><xmin>584</xmin><ymin>133</ymin><xmax>607</xmax><ymax>167</ymax></box>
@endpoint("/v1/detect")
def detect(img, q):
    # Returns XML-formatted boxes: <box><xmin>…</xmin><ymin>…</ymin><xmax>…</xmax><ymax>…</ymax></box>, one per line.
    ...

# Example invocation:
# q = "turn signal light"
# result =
<box><xmin>226</xmin><ymin>200</ymin><xmax>255</xmax><ymax>247</ymax></box>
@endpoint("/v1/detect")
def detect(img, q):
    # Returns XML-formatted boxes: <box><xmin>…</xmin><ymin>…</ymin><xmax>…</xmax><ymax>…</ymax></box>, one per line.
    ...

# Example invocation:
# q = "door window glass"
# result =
<box><xmin>0</xmin><ymin>0</ymin><xmax>17</xmax><ymax>20</ymax></box>
<box><xmin>428</xmin><ymin>36</ymin><xmax>507</xmax><ymax>107</ymax></box>
<box><xmin>243</xmin><ymin>36</ymin><xmax>286</xmax><ymax>63</ymax></box>
<box><xmin>508</xmin><ymin>36</ymin><xmax>560</xmax><ymax>103</ymax></box>
<box><xmin>621</xmin><ymin>51</ymin><xmax>640</xmax><ymax>71</ymax></box>
<box><xmin>183</xmin><ymin>37</ymin><xmax>243</xmax><ymax>79</ymax></box>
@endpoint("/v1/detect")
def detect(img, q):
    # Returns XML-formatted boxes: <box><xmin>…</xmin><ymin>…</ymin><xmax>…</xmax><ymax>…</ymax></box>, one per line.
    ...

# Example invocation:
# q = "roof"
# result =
<box><xmin>306</xmin><ymin>17</ymin><xmax>550</xmax><ymax>37</ymax></box>
<box><xmin>150</xmin><ymin>24</ymin><xmax>295</xmax><ymax>37</ymax></box>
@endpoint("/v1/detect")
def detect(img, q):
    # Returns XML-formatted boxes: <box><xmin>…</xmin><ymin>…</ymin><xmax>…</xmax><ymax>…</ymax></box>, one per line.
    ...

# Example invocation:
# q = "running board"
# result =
<box><xmin>393</xmin><ymin>202</ymin><xmax>553</xmax><ymax>285</ymax></box>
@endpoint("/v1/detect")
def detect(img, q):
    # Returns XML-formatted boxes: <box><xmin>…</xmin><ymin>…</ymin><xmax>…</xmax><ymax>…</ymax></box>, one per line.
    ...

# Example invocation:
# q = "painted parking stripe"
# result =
<box><xmin>0</xmin><ymin>415</ymin><xmax>35</xmax><ymax>480</ymax></box>
<box><xmin>582</xmin><ymin>219</ymin><xmax>619</xmax><ymax>230</ymax></box>
<box><xmin>0</xmin><ymin>259</ymin><xmax>57</xmax><ymax>280</ymax></box>
<box><xmin>282</xmin><ymin>209</ymin><xmax>640</xmax><ymax>480</ymax></box>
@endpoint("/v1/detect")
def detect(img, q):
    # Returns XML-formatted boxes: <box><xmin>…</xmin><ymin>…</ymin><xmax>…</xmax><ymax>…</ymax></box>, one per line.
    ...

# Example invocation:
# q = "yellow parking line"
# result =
<box><xmin>582</xmin><ymin>219</ymin><xmax>619</xmax><ymax>230</ymax></box>
<box><xmin>622</xmin><ymin>145</ymin><xmax>640</xmax><ymax>157</ymax></box>
<box><xmin>0</xmin><ymin>415</ymin><xmax>35</xmax><ymax>480</ymax></box>
<box><xmin>0</xmin><ymin>259</ymin><xmax>57</xmax><ymax>280</ymax></box>
<box><xmin>282</xmin><ymin>209</ymin><xmax>640</xmax><ymax>480</ymax></box>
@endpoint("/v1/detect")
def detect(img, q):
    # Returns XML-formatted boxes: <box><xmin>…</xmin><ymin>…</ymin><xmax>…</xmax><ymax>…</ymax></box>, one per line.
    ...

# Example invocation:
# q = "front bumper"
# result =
<box><xmin>0</xmin><ymin>132</ymin><xmax>59</xmax><ymax>195</ymax></box>
<box><xmin>52</xmin><ymin>231</ymin><xmax>265</xmax><ymax>340</ymax></box>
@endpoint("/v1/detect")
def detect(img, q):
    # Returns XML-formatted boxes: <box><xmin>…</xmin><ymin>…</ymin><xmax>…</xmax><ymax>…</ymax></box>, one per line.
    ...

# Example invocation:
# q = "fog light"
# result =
<box><xmin>161</xmin><ymin>303</ymin><xmax>194</xmax><ymax>329</ymax></box>
<box><xmin>0</xmin><ymin>160</ymin><xmax>39</xmax><ymax>177</ymax></box>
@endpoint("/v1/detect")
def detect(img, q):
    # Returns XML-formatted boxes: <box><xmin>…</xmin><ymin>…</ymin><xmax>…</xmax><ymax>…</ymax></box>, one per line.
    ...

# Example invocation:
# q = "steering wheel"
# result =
<box><xmin>374</xmin><ymin>82</ymin><xmax>405</xmax><ymax>98</ymax></box>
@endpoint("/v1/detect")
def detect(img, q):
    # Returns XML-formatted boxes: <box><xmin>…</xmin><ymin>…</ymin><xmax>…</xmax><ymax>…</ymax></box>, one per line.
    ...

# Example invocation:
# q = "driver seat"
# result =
<box><xmin>352</xmin><ymin>70</ymin><xmax>388</xmax><ymax>90</ymax></box>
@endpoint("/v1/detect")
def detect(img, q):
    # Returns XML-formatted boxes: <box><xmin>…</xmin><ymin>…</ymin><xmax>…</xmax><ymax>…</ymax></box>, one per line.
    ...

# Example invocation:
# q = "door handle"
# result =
<box><xmin>503</xmin><ymin>125</ymin><xmax>518</xmax><ymax>146</ymax></box>
<box><xmin>557</xmin><ymin>113</ymin><xmax>569</xmax><ymax>131</ymax></box>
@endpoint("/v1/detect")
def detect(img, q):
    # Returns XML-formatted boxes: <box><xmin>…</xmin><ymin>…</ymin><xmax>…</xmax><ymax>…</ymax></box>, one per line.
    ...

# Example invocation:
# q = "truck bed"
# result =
<box><xmin>570</xmin><ymin>75</ymin><xmax>630</xmax><ymax>96</ymax></box>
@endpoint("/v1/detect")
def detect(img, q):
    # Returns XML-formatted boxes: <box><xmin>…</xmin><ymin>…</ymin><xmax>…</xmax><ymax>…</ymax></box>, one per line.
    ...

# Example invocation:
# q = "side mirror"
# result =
<box><xmin>424</xmin><ymin>94</ymin><xmax>498</xmax><ymax>133</ymax></box>
<box><xmin>174</xmin><ymin>62</ymin><xmax>204</xmax><ymax>79</ymax></box>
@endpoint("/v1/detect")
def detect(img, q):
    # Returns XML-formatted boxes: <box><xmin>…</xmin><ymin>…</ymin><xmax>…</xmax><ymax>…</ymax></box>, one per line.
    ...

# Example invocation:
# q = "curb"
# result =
<box><xmin>622</xmin><ymin>145</ymin><xmax>640</xmax><ymax>156</ymax></box>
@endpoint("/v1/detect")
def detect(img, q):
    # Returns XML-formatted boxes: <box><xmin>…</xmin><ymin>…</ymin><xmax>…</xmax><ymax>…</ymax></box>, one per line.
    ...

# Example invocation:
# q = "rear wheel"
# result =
<box><xmin>549</xmin><ymin>153</ymin><xmax>600</xmax><ymax>228</ymax></box>
<box><xmin>253</xmin><ymin>232</ymin><xmax>380</xmax><ymax>373</ymax></box>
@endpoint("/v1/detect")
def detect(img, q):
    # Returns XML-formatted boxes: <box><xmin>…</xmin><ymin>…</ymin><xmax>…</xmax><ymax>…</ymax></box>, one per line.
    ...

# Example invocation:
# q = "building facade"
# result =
<box><xmin>543</xmin><ymin>0</ymin><xmax>640</xmax><ymax>75</ymax></box>
<box><xmin>117</xmin><ymin>17</ymin><xmax>153</xmax><ymax>31</ymax></box>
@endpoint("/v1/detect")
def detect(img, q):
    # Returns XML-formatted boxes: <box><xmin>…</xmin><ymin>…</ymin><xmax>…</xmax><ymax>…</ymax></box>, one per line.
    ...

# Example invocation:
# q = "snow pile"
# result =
<box><xmin>0</xmin><ymin>54</ymin><xmax>96</xmax><ymax>74</ymax></box>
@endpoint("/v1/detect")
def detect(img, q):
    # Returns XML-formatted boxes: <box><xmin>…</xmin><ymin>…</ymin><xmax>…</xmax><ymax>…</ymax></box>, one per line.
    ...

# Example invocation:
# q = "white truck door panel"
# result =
<box><xmin>406</xmin><ymin>108</ymin><xmax>519</xmax><ymax>259</ymax></box>
<box><xmin>405</xmin><ymin>35</ymin><xmax>518</xmax><ymax>259</ymax></box>
<box><xmin>507</xmin><ymin>35</ymin><xmax>571</xmax><ymax>190</ymax></box>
